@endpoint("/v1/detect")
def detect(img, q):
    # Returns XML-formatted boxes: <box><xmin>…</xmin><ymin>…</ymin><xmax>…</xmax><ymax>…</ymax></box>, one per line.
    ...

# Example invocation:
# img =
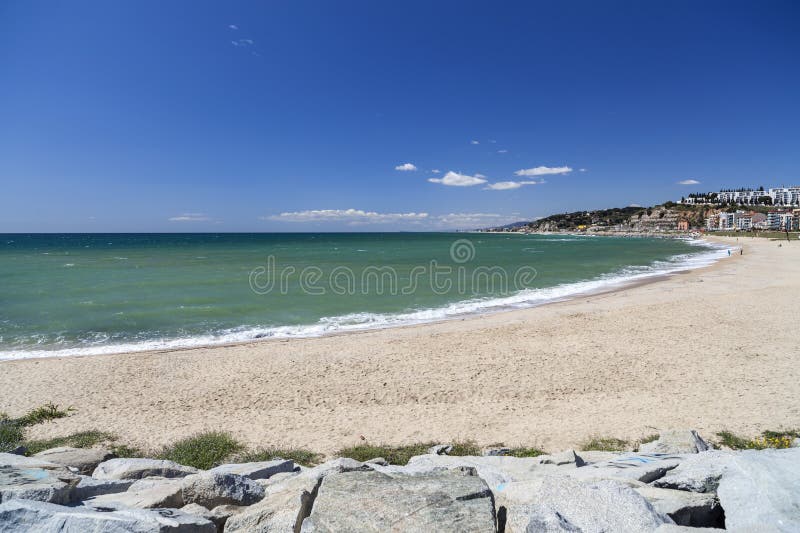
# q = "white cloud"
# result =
<box><xmin>628</xmin><ymin>204</ymin><xmax>642</xmax><ymax>208</ymax></box>
<box><xmin>169</xmin><ymin>213</ymin><xmax>211</xmax><ymax>222</ymax></box>
<box><xmin>579</xmin><ymin>168</ymin><xmax>587</xmax><ymax>172</ymax></box>
<box><xmin>232</xmin><ymin>39</ymin><xmax>254</xmax><ymax>47</ymax></box>
<box><xmin>394</xmin><ymin>163</ymin><xmax>417</xmax><ymax>171</ymax></box>
<box><xmin>470</xmin><ymin>140</ymin><xmax>480</xmax><ymax>145</ymax></box>
<box><xmin>428</xmin><ymin>171</ymin><xmax>487</xmax><ymax>187</ymax></box>
<box><xmin>228</xmin><ymin>24</ymin><xmax>239</xmax><ymax>30</ymax></box>
<box><xmin>484</xmin><ymin>180</ymin><xmax>541</xmax><ymax>191</ymax></box>
<box><xmin>265</xmin><ymin>209</ymin><xmax>429</xmax><ymax>224</ymax></box>
<box><xmin>431</xmin><ymin>169</ymin><xmax>441</xmax><ymax>174</ymax></box>
<box><xmin>678</xmin><ymin>179</ymin><xmax>701</xmax><ymax>185</ymax></box>
<box><xmin>263</xmin><ymin>209</ymin><xmax>521</xmax><ymax>229</ymax></box>
<box><xmin>488</xmin><ymin>139</ymin><xmax>497</xmax><ymax>143</ymax></box>
<box><xmin>497</xmin><ymin>149</ymin><xmax>508</xmax><ymax>154</ymax></box>
<box><xmin>515</xmin><ymin>165</ymin><xmax>573</xmax><ymax>177</ymax></box>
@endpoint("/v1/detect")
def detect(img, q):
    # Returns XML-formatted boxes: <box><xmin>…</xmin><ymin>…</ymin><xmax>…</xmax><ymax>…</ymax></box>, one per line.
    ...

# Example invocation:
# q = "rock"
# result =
<box><xmin>364</xmin><ymin>457</ymin><xmax>388</xmax><ymax>466</ymax></box>
<box><xmin>400</xmin><ymin>454</ymin><xmax>560</xmax><ymax>489</ymax></box>
<box><xmin>0</xmin><ymin>461</ymin><xmax>79</xmax><ymax>504</ymax></box>
<box><xmin>93</xmin><ymin>458</ymin><xmax>199</xmax><ymax>480</ymax></box>
<box><xmin>10</xmin><ymin>446</ymin><xmax>27</xmax><ymax>456</ymax></box>
<box><xmin>482</xmin><ymin>447</ymin><xmax>511</xmax><ymax>456</ymax></box>
<box><xmin>791</xmin><ymin>437</ymin><xmax>800</xmax><ymax>448</ymax></box>
<box><xmin>72</xmin><ymin>475</ymin><xmax>135</xmax><ymax>501</ymax></box>
<box><xmin>503</xmin><ymin>476</ymin><xmax>672</xmax><ymax>533</ymax></box>
<box><xmin>300</xmin><ymin>468</ymin><xmax>495</xmax><ymax>532</ymax></box>
<box><xmin>654</xmin><ymin>526</ymin><xmax>721</xmax><ymax>532</ymax></box>
<box><xmin>256</xmin><ymin>470</ymin><xmax>299</xmax><ymax>488</ymax></box>
<box><xmin>428</xmin><ymin>444</ymin><xmax>453</xmax><ymax>455</ymax></box>
<box><xmin>86</xmin><ymin>477</ymin><xmax>184</xmax><ymax>509</ymax></box>
<box><xmin>639</xmin><ymin>430</ymin><xmax>710</xmax><ymax>455</ymax></box>
<box><xmin>225</xmin><ymin>470</ymin><xmax>321</xmax><ymax>532</ymax></box>
<box><xmin>0</xmin><ymin>452</ymin><xmax>66</xmax><ymax>471</ymax></box>
<box><xmin>568</xmin><ymin>453</ymin><xmax>682</xmax><ymax>484</ymax></box>
<box><xmin>654</xmin><ymin>450</ymin><xmax>731</xmax><ymax>493</ymax></box>
<box><xmin>208</xmin><ymin>459</ymin><xmax>294</xmax><ymax>480</ymax></box>
<box><xmin>635</xmin><ymin>486</ymin><xmax>723</xmax><ymax>527</ymax></box>
<box><xmin>575</xmin><ymin>450</ymin><xmax>624</xmax><ymax>464</ymax></box>
<box><xmin>717</xmin><ymin>448</ymin><xmax>800</xmax><ymax>532</ymax></box>
<box><xmin>34</xmin><ymin>446</ymin><xmax>116</xmax><ymax>475</ymax></box>
<box><xmin>225</xmin><ymin>457</ymin><xmax>373</xmax><ymax>532</ymax></box>
<box><xmin>538</xmin><ymin>449</ymin><xmax>586</xmax><ymax>468</ymax></box>
<box><xmin>0</xmin><ymin>498</ymin><xmax>216</xmax><ymax>532</ymax></box>
<box><xmin>180</xmin><ymin>503</ymin><xmax>219</xmax><ymax>531</ymax></box>
<box><xmin>181</xmin><ymin>471</ymin><xmax>265</xmax><ymax>508</ymax></box>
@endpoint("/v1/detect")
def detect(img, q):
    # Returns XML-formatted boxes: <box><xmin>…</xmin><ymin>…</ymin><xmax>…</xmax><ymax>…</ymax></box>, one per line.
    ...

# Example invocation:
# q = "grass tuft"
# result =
<box><xmin>17</xmin><ymin>403</ymin><xmax>73</xmax><ymax>427</ymax></box>
<box><xmin>717</xmin><ymin>430</ymin><xmax>797</xmax><ymax>450</ymax></box>
<box><xmin>0</xmin><ymin>421</ymin><xmax>25</xmax><ymax>453</ymax></box>
<box><xmin>158</xmin><ymin>431</ymin><xmax>245</xmax><ymax>470</ymax></box>
<box><xmin>580</xmin><ymin>436</ymin><xmax>630</xmax><ymax>452</ymax></box>
<box><xmin>505</xmin><ymin>446</ymin><xmax>546</xmax><ymax>458</ymax></box>
<box><xmin>22</xmin><ymin>430</ymin><xmax>117</xmax><ymax>455</ymax></box>
<box><xmin>235</xmin><ymin>447</ymin><xmax>322</xmax><ymax>467</ymax></box>
<box><xmin>336</xmin><ymin>442</ymin><xmax>435</xmax><ymax>465</ymax></box>
<box><xmin>449</xmin><ymin>440</ymin><xmax>482</xmax><ymax>456</ymax></box>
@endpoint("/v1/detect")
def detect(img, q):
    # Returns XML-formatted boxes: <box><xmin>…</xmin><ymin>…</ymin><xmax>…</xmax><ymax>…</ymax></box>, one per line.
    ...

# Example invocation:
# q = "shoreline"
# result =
<box><xmin>0</xmin><ymin>236</ymin><xmax>728</xmax><ymax>362</ymax></box>
<box><xmin>3</xmin><ymin>235</ymin><xmax>797</xmax><ymax>456</ymax></box>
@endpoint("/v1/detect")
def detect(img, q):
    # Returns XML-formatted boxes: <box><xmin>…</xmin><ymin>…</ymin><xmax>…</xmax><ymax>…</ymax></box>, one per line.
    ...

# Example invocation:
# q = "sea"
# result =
<box><xmin>0</xmin><ymin>233</ymin><xmax>728</xmax><ymax>360</ymax></box>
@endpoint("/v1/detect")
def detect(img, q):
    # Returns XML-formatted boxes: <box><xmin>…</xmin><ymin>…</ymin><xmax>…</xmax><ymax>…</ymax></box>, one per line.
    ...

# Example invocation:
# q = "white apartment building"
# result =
<box><xmin>683</xmin><ymin>186</ymin><xmax>800</xmax><ymax>206</ymax></box>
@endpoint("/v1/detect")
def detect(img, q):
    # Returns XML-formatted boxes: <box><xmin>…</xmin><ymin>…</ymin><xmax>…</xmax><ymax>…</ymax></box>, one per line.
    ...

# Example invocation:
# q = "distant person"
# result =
<box><xmin>728</xmin><ymin>249</ymin><xmax>731</xmax><ymax>256</ymax></box>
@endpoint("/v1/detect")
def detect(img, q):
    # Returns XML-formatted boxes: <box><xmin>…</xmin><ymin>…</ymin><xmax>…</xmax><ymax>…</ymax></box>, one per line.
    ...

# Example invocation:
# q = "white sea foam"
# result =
<box><xmin>0</xmin><ymin>239</ymin><xmax>730</xmax><ymax>361</ymax></box>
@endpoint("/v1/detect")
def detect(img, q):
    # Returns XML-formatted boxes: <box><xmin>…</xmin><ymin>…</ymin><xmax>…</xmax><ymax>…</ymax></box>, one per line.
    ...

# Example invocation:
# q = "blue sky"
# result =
<box><xmin>1</xmin><ymin>0</ymin><xmax>798</xmax><ymax>232</ymax></box>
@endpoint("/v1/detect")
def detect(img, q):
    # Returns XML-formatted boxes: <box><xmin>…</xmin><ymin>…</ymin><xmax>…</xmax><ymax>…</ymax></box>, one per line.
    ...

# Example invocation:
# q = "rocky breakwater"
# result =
<box><xmin>1</xmin><ymin>429</ymin><xmax>799</xmax><ymax>532</ymax></box>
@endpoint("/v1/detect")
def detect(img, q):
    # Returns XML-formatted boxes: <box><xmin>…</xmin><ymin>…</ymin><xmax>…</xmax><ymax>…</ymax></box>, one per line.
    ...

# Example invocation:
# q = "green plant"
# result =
<box><xmin>235</xmin><ymin>447</ymin><xmax>322</xmax><ymax>467</ymax></box>
<box><xmin>580</xmin><ymin>436</ymin><xmax>630</xmax><ymax>452</ymax></box>
<box><xmin>17</xmin><ymin>403</ymin><xmax>73</xmax><ymax>427</ymax></box>
<box><xmin>505</xmin><ymin>446</ymin><xmax>546</xmax><ymax>458</ymax></box>
<box><xmin>0</xmin><ymin>421</ymin><xmax>25</xmax><ymax>453</ymax></box>
<box><xmin>717</xmin><ymin>430</ymin><xmax>798</xmax><ymax>450</ymax></box>
<box><xmin>336</xmin><ymin>442</ymin><xmax>435</xmax><ymax>466</ymax></box>
<box><xmin>159</xmin><ymin>432</ymin><xmax>245</xmax><ymax>470</ymax></box>
<box><xmin>449</xmin><ymin>440</ymin><xmax>482</xmax><ymax>456</ymax></box>
<box><xmin>22</xmin><ymin>430</ymin><xmax>117</xmax><ymax>455</ymax></box>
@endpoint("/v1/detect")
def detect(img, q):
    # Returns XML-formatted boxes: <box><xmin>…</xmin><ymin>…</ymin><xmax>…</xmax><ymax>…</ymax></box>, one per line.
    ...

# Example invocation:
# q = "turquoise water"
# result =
<box><xmin>0</xmin><ymin>233</ymin><xmax>725</xmax><ymax>359</ymax></box>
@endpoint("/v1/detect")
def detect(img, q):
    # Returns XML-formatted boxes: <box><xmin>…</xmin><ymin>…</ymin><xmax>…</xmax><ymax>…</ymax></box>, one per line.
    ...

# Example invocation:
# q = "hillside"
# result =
<box><xmin>485</xmin><ymin>203</ymin><xmax>728</xmax><ymax>233</ymax></box>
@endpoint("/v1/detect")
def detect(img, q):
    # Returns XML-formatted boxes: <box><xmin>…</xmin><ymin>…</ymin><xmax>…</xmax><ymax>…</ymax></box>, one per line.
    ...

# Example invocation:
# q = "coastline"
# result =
<box><xmin>3</xmin><ymin>235</ymin><xmax>798</xmax><ymax>456</ymax></box>
<box><xmin>0</xmin><ymin>234</ymin><xmax>726</xmax><ymax>361</ymax></box>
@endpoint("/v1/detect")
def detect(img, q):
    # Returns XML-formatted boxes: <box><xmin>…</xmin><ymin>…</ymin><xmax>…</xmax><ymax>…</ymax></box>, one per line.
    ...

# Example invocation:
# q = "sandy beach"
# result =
<box><xmin>2</xmin><ymin>236</ymin><xmax>798</xmax><ymax>455</ymax></box>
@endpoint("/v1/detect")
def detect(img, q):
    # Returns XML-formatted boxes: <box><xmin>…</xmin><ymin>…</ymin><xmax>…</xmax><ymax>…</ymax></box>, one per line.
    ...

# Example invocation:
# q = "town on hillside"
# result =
<box><xmin>485</xmin><ymin>186</ymin><xmax>800</xmax><ymax>234</ymax></box>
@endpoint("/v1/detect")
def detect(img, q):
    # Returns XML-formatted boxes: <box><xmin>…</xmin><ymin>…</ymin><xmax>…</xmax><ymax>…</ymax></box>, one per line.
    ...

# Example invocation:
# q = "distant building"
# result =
<box><xmin>677</xmin><ymin>219</ymin><xmax>690</xmax><ymax>231</ymax></box>
<box><xmin>680</xmin><ymin>186</ymin><xmax>800</xmax><ymax>206</ymax></box>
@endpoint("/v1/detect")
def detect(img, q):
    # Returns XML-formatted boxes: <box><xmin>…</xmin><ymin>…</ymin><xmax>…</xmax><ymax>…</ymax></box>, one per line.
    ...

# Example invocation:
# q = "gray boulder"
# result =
<box><xmin>72</xmin><ymin>475</ymin><xmax>135</xmax><ymax>501</ymax></box>
<box><xmin>568</xmin><ymin>453</ymin><xmax>682</xmax><ymax>484</ymax></box>
<box><xmin>34</xmin><ymin>446</ymin><xmax>116</xmax><ymax>475</ymax></box>
<box><xmin>0</xmin><ymin>462</ymin><xmax>79</xmax><ymax>504</ymax></box>
<box><xmin>538</xmin><ymin>449</ymin><xmax>586</xmax><ymax>468</ymax></box>
<box><xmin>225</xmin><ymin>458</ymin><xmax>370</xmax><ymax>532</ymax></box>
<box><xmin>654</xmin><ymin>450</ymin><xmax>732</xmax><ymax>493</ymax></box>
<box><xmin>503</xmin><ymin>476</ymin><xmax>672</xmax><ymax>533</ymax></box>
<box><xmin>93</xmin><ymin>458</ymin><xmax>199</xmax><ymax>480</ymax></box>
<box><xmin>428</xmin><ymin>444</ymin><xmax>453</xmax><ymax>455</ymax></box>
<box><xmin>0</xmin><ymin>498</ymin><xmax>215</xmax><ymax>532</ymax></box>
<box><xmin>635</xmin><ymin>486</ymin><xmax>723</xmax><ymax>527</ymax></box>
<box><xmin>300</xmin><ymin>468</ymin><xmax>495</xmax><ymax>532</ymax></box>
<box><xmin>639</xmin><ymin>430</ymin><xmax>709</xmax><ymax>455</ymax></box>
<box><xmin>181</xmin><ymin>503</ymin><xmax>245</xmax><ymax>532</ymax></box>
<box><xmin>86</xmin><ymin>477</ymin><xmax>184</xmax><ymax>510</ymax></box>
<box><xmin>654</xmin><ymin>526</ymin><xmax>721</xmax><ymax>533</ymax></box>
<box><xmin>181</xmin><ymin>471</ymin><xmax>265</xmax><ymax>508</ymax></box>
<box><xmin>717</xmin><ymin>448</ymin><xmax>800</xmax><ymax>532</ymax></box>
<box><xmin>208</xmin><ymin>459</ymin><xmax>294</xmax><ymax>480</ymax></box>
